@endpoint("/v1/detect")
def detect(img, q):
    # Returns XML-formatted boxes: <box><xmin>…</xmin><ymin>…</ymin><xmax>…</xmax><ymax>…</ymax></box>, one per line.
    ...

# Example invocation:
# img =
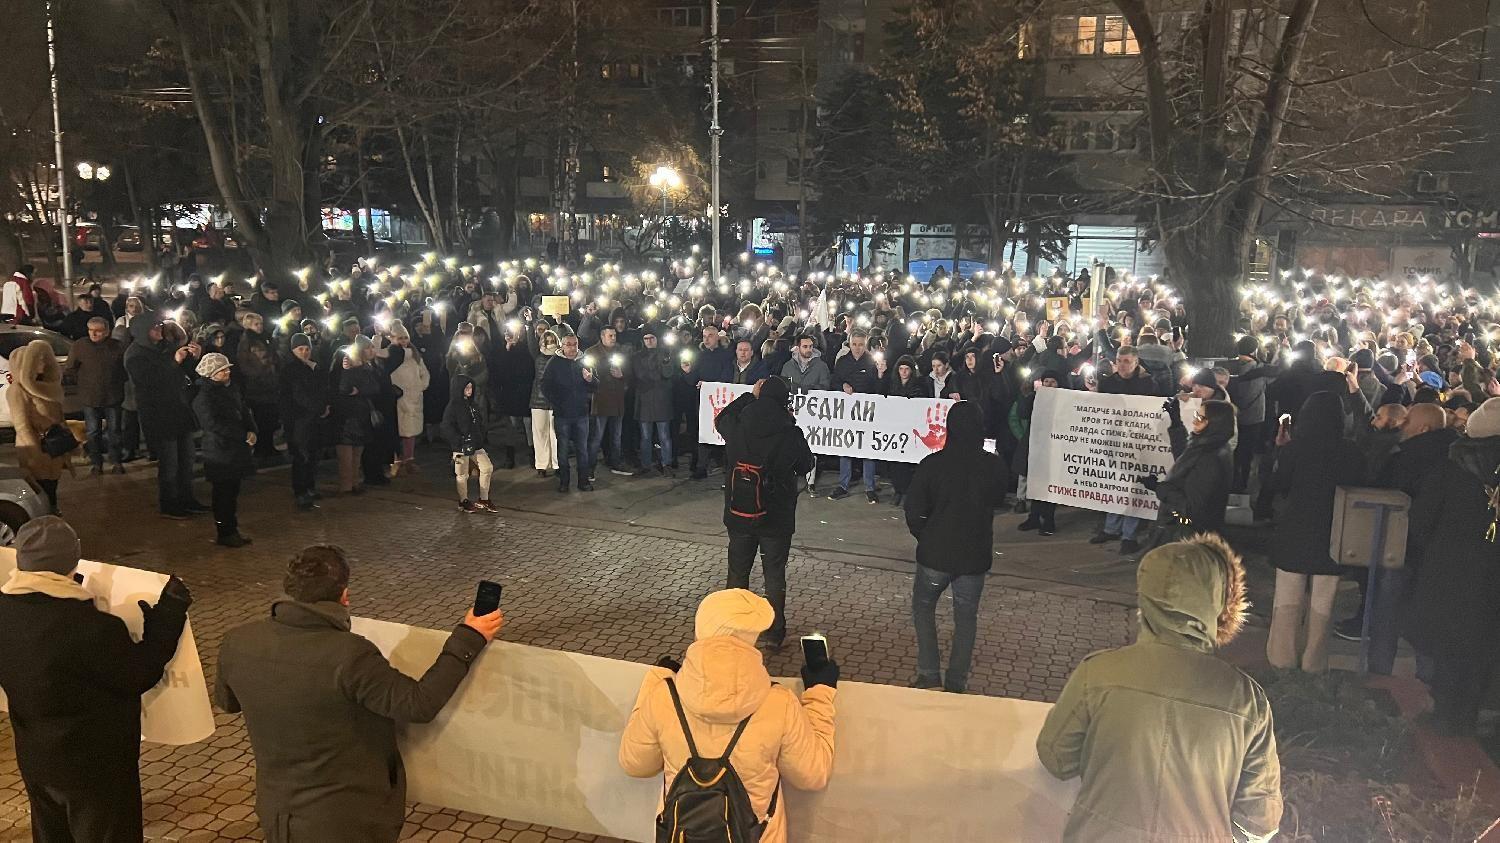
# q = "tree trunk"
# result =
<box><xmin>1165</xmin><ymin>227</ymin><xmax>1242</xmax><ymax>357</ymax></box>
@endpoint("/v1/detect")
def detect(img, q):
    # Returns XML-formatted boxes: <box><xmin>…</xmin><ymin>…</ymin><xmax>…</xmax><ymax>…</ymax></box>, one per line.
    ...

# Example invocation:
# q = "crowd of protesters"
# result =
<box><xmin>9</xmin><ymin>248</ymin><xmax>1500</xmax><ymax>839</ymax></box>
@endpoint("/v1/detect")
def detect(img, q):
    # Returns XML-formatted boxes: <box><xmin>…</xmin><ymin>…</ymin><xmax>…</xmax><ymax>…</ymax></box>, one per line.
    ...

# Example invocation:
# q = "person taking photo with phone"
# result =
<box><xmin>0</xmin><ymin>516</ymin><xmax>192</xmax><ymax>842</ymax></box>
<box><xmin>619</xmin><ymin>588</ymin><xmax>837</xmax><ymax>843</ymax></box>
<box><xmin>216</xmin><ymin>545</ymin><xmax>504</xmax><ymax>843</ymax></box>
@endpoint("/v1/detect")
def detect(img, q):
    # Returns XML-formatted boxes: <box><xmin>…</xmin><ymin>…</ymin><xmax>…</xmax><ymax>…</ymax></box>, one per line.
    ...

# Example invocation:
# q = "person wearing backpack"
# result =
<box><xmin>619</xmin><ymin>588</ymin><xmax>838</xmax><ymax>843</ymax></box>
<box><xmin>715</xmin><ymin>376</ymin><xmax>816</xmax><ymax>650</ymax></box>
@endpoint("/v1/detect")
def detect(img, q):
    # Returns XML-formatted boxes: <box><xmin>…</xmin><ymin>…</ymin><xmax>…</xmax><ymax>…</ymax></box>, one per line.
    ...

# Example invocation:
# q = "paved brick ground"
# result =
<box><xmin>0</xmin><ymin>456</ymin><xmax>1134</xmax><ymax>841</ymax></box>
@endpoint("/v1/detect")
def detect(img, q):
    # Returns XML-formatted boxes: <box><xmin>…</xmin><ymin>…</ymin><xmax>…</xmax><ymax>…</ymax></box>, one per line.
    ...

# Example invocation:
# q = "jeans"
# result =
<box><xmin>589</xmin><ymin>415</ymin><xmax>623</xmax><ymax>468</ymax></box>
<box><xmin>150</xmin><ymin>432</ymin><xmax>197</xmax><ymax>512</ymax></box>
<box><xmin>839</xmin><ymin>456</ymin><xmax>876</xmax><ymax>492</ymax></box>
<box><xmin>911</xmin><ymin>563</ymin><xmax>986</xmax><ymax>692</ymax></box>
<box><xmin>555</xmin><ymin>416</ymin><xmax>592</xmax><ymax>486</ymax></box>
<box><xmin>249</xmin><ymin>401</ymin><xmax>280</xmax><ymax>457</ymax></box>
<box><xmin>639</xmin><ymin>420</ymin><xmax>674</xmax><ymax>468</ymax></box>
<box><xmin>83</xmin><ymin>405</ymin><xmax>123</xmax><ymax>467</ymax></box>
<box><xmin>727</xmin><ymin>533</ymin><xmax>790</xmax><ymax>639</ymax></box>
<box><xmin>454</xmin><ymin>449</ymin><xmax>494</xmax><ymax>501</ymax></box>
<box><xmin>1104</xmin><ymin>513</ymin><xmax>1142</xmax><ymax>541</ymax></box>
<box><xmin>210</xmin><ymin>477</ymin><xmax>241</xmax><ymax>538</ymax></box>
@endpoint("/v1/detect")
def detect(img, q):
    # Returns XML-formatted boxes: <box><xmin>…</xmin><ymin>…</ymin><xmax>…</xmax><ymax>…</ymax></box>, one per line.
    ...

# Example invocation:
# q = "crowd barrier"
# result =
<box><xmin>354</xmin><ymin>617</ymin><xmax>1079</xmax><ymax>842</ymax></box>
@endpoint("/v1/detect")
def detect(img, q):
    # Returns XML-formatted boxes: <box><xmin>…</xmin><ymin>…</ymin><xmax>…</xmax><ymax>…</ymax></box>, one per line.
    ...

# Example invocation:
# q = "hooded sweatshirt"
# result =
<box><xmin>714</xmin><ymin>387</ymin><xmax>816</xmax><ymax>537</ymax></box>
<box><xmin>1038</xmin><ymin>536</ymin><xmax>1282</xmax><ymax>842</ymax></box>
<box><xmin>904</xmin><ymin>400</ymin><xmax>1008</xmax><ymax>574</ymax></box>
<box><xmin>619</xmin><ymin>636</ymin><xmax>835</xmax><ymax>842</ymax></box>
<box><xmin>440</xmin><ymin>375</ymin><xmax>487</xmax><ymax>454</ymax></box>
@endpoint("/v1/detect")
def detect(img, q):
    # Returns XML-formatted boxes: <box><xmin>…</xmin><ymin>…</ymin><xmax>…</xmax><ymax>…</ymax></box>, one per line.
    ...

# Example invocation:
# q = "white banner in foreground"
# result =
<box><xmin>1027</xmin><ymin>387</ymin><xmax>1179</xmax><ymax>520</ymax></box>
<box><xmin>0</xmin><ymin>548</ymin><xmax>215</xmax><ymax>746</ymax></box>
<box><xmin>352</xmin><ymin>617</ymin><xmax>1077</xmax><ymax>842</ymax></box>
<box><xmin>697</xmin><ymin>383</ymin><xmax>956</xmax><ymax>464</ymax></box>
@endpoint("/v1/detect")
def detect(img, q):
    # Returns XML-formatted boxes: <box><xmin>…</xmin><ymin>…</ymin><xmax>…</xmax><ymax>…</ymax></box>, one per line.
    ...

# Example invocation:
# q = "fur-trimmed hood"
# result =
<box><xmin>1136</xmin><ymin>533</ymin><xmax>1248</xmax><ymax>651</ymax></box>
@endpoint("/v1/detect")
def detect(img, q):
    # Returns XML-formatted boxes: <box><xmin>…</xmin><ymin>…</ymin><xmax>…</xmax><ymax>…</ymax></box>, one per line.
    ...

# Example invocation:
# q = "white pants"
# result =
<box><xmin>1267</xmin><ymin>570</ymin><xmax>1339</xmax><ymax>672</ymax></box>
<box><xmin>1017</xmin><ymin>475</ymin><xmax>1028</xmax><ymax>501</ymax></box>
<box><xmin>530</xmin><ymin>409</ymin><xmax>558</xmax><ymax>470</ymax></box>
<box><xmin>454</xmin><ymin>450</ymin><xmax>493</xmax><ymax>501</ymax></box>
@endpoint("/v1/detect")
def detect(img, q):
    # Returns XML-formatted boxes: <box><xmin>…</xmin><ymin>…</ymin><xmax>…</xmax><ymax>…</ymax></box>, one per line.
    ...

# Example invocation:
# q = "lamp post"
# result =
<box><xmin>708</xmin><ymin>0</ymin><xmax>722</xmax><ymax>278</ymax></box>
<box><xmin>46</xmin><ymin>0</ymin><xmax>72</xmax><ymax>302</ymax></box>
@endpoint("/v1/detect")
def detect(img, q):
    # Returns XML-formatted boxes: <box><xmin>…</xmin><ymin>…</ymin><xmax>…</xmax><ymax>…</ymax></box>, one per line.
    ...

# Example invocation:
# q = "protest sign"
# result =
<box><xmin>0</xmin><ymin>548</ymin><xmax>215</xmax><ymax>745</ymax></box>
<box><xmin>352</xmin><ymin>617</ymin><xmax>1077</xmax><ymax>842</ymax></box>
<box><xmin>541</xmin><ymin>295</ymin><xmax>571</xmax><ymax>317</ymax></box>
<box><xmin>1026</xmin><ymin>387</ymin><xmax>1178</xmax><ymax>520</ymax></box>
<box><xmin>697</xmin><ymin>384</ymin><xmax>956</xmax><ymax>464</ymax></box>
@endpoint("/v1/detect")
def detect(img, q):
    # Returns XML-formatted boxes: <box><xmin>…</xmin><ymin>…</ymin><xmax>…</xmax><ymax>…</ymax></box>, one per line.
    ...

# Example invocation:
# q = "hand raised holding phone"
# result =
<box><xmin>464</xmin><ymin>580</ymin><xmax>505</xmax><ymax>642</ymax></box>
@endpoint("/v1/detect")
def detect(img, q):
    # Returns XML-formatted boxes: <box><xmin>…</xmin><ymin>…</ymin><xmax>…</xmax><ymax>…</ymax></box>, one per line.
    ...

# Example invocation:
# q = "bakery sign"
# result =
<box><xmin>1304</xmin><ymin>205</ymin><xmax>1435</xmax><ymax>231</ymax></box>
<box><xmin>1444</xmin><ymin>208</ymin><xmax>1500</xmax><ymax>232</ymax></box>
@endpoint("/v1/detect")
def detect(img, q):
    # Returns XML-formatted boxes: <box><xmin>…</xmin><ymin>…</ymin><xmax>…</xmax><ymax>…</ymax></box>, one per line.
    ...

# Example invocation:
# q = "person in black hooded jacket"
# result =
<box><xmin>441</xmin><ymin>375</ymin><xmax>496</xmax><ymax>514</ymax></box>
<box><xmin>191</xmin><ymin>353</ymin><xmax>257</xmax><ymax>547</ymax></box>
<box><xmin>1403</xmin><ymin>397</ymin><xmax>1500</xmax><ymax>735</ymax></box>
<box><xmin>904</xmin><ymin>400</ymin><xmax>1007</xmax><ymax>692</ymax></box>
<box><xmin>1141</xmin><ymin>398</ymin><xmax>1235</xmax><ymax>543</ymax></box>
<box><xmin>715</xmin><ymin>376</ymin><xmax>815</xmax><ymax>649</ymax></box>
<box><xmin>123</xmin><ymin>313</ymin><xmax>207</xmax><ymax>518</ymax></box>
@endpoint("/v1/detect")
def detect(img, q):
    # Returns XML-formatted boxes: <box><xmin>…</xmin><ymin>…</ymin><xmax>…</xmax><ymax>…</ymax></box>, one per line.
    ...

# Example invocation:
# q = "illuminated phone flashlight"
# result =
<box><xmin>505</xmin><ymin>319</ymin><xmax>521</xmax><ymax>335</ymax></box>
<box><xmin>679</xmin><ymin>349</ymin><xmax>694</xmax><ymax>363</ymax></box>
<box><xmin>987</xmin><ymin>320</ymin><xmax>1000</xmax><ymax>334</ymax></box>
<box><xmin>375</xmin><ymin>314</ymin><xmax>390</xmax><ymax>330</ymax></box>
<box><xmin>582</xmin><ymin>354</ymin><xmax>596</xmax><ymax>369</ymax></box>
<box><xmin>1020</xmin><ymin>367</ymin><xmax>1031</xmax><ymax>379</ymax></box>
<box><xmin>324</xmin><ymin>316</ymin><xmax>340</xmax><ymax>331</ymax></box>
<box><xmin>1082</xmin><ymin>363</ymin><xmax>1096</xmax><ymax>377</ymax></box>
<box><xmin>609</xmin><ymin>354</ymin><xmax>623</xmax><ymax>368</ymax></box>
<box><xmin>664</xmin><ymin>332</ymin><xmax>678</xmax><ymax>346</ymax></box>
<box><xmin>907</xmin><ymin>320</ymin><xmax>918</xmax><ymax>332</ymax></box>
<box><xmin>743</xmin><ymin>319</ymin><xmax>756</xmax><ymax>331</ymax></box>
<box><xmin>873</xmin><ymin>350</ymin><xmax>885</xmax><ymax>364</ymax></box>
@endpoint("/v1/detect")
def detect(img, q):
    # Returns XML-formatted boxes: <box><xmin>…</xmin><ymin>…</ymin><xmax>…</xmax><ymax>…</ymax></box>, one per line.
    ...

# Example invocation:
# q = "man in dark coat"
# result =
<box><xmin>280</xmin><ymin>334</ymin><xmax>328</xmax><ymax>510</ymax></box>
<box><xmin>215</xmin><ymin>545</ymin><xmax>503</xmax><ymax>843</ymax></box>
<box><xmin>716</xmin><ymin>376</ymin><xmax>815</xmax><ymax>649</ymax></box>
<box><xmin>830</xmin><ymin>328</ymin><xmax>884</xmax><ymax>501</ymax></box>
<box><xmin>0</xmin><ymin>516</ymin><xmax>191</xmax><ymax>843</ymax></box>
<box><xmin>685</xmin><ymin>325</ymin><xmax>736</xmax><ymax>479</ymax></box>
<box><xmin>489</xmin><ymin>328</ymin><xmax>535</xmax><ymax>469</ymax></box>
<box><xmin>904</xmin><ymin>400</ymin><xmax>1007</xmax><ymax>692</ymax></box>
<box><xmin>123</xmin><ymin>313</ymin><xmax>206</xmax><ymax>518</ymax></box>
<box><xmin>585</xmin><ymin>327</ymin><xmax>630</xmax><ymax>476</ymax></box>
<box><xmin>1404</xmin><ymin>398</ymin><xmax>1500</xmax><ymax>734</ymax></box>
<box><xmin>541</xmin><ymin>333</ymin><xmax>599</xmax><ymax>492</ymax></box>
<box><xmin>632</xmin><ymin>327</ymin><xmax>678</xmax><ymax>475</ymax></box>
<box><xmin>65</xmin><ymin>316</ymin><xmax>128</xmax><ymax>475</ymax></box>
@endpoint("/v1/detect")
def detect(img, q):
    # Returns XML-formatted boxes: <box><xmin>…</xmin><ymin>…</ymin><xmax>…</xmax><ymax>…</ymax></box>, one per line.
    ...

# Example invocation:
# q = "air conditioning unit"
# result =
<box><xmin>1415</xmin><ymin>172</ymin><xmax>1449</xmax><ymax>195</ymax></box>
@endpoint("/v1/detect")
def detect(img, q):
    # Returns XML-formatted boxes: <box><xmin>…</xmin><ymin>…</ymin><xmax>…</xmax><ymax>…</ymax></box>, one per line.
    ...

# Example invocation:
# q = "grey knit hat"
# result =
<box><xmin>15</xmin><ymin>516</ymin><xmax>81</xmax><ymax>575</ymax></box>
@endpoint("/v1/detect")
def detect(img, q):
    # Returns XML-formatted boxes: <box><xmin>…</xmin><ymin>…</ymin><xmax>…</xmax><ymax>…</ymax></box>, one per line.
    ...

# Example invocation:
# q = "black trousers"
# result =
<box><xmin>1431</xmin><ymin>649</ymin><xmax>1499</xmax><ymax>734</ymax></box>
<box><xmin>148</xmin><ymin>433</ymin><xmax>197</xmax><ymax>513</ymax></box>
<box><xmin>249</xmin><ymin>402</ymin><xmax>280</xmax><ymax>457</ymax></box>
<box><xmin>288</xmin><ymin>440</ymin><xmax>319</xmax><ymax>496</ymax></box>
<box><xmin>26</xmin><ymin>770</ymin><xmax>143</xmax><ymax>843</ymax></box>
<box><xmin>211</xmin><ymin>477</ymin><xmax>241</xmax><ymax>538</ymax></box>
<box><xmin>1233</xmin><ymin>422</ymin><xmax>1265</xmax><ymax>493</ymax></box>
<box><xmin>1028</xmin><ymin>500</ymin><xmax>1058</xmax><ymax>529</ymax></box>
<box><xmin>727</xmin><ymin>534</ymin><xmax>790</xmax><ymax>638</ymax></box>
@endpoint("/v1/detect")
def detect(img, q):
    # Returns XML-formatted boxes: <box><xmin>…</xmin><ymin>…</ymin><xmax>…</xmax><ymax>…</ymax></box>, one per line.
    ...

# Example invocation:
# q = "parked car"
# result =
<box><xmin>0</xmin><ymin>469</ymin><xmax>53</xmax><ymax>545</ymax></box>
<box><xmin>73</xmin><ymin>223</ymin><xmax>105</xmax><ymax>251</ymax></box>
<box><xmin>0</xmin><ymin>325</ymin><xmax>83</xmax><ymax>428</ymax></box>
<box><xmin>116</xmin><ymin>226</ymin><xmax>144</xmax><ymax>252</ymax></box>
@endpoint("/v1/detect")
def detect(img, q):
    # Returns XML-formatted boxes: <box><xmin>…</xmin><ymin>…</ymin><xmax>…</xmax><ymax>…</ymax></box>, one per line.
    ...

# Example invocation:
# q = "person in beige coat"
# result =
<box><xmin>619</xmin><ymin>589</ymin><xmax>838</xmax><ymax>843</ymax></box>
<box><xmin>8</xmin><ymin>339</ymin><xmax>72</xmax><ymax>512</ymax></box>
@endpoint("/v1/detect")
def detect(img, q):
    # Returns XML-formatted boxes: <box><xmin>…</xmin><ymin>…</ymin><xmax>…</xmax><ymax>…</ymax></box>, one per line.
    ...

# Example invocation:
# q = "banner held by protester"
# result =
<box><xmin>0</xmin><ymin>548</ymin><xmax>215</xmax><ymax>746</ymax></box>
<box><xmin>697</xmin><ymin>383</ymin><xmax>956</xmax><ymax>465</ymax></box>
<box><xmin>353</xmin><ymin>617</ymin><xmax>1077</xmax><ymax>842</ymax></box>
<box><xmin>1026</xmin><ymin>388</ymin><xmax>1178</xmax><ymax>520</ymax></box>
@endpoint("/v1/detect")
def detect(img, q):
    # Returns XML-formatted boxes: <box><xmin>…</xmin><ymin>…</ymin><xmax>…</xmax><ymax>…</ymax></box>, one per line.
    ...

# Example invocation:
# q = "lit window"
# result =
<box><xmin>1052</xmin><ymin>14</ymin><xmax>1139</xmax><ymax>57</ymax></box>
<box><xmin>1101</xmin><ymin>16</ymin><xmax>1140</xmax><ymax>55</ymax></box>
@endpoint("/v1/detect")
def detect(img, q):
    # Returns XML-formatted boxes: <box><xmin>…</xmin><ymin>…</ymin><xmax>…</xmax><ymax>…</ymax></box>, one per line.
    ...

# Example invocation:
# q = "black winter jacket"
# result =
<box><xmin>716</xmin><ymin>392</ymin><xmax>815</xmax><ymax>537</ymax></box>
<box><xmin>1270</xmin><ymin>392</ymin><xmax>1367</xmax><ymax>575</ymax></box>
<box><xmin>123</xmin><ymin>316</ymin><xmax>198</xmax><ymax>440</ymax></box>
<box><xmin>192</xmin><ymin>377</ymin><xmax>258</xmax><ymax>479</ymax></box>
<box><xmin>441</xmin><ymin>376</ymin><xmax>488</xmax><ymax>454</ymax></box>
<box><xmin>904</xmin><ymin>401</ymin><xmax>1008</xmax><ymax>575</ymax></box>
<box><xmin>1155</xmin><ymin>421</ymin><xmax>1233</xmax><ymax>535</ymax></box>
<box><xmin>0</xmin><ymin>587</ymin><xmax>185</xmax><ymax>786</ymax></box>
<box><xmin>833</xmin><ymin>351</ymin><xmax>882</xmax><ymax>394</ymax></box>
<box><xmin>280</xmin><ymin>357</ymin><xmax>328</xmax><ymax>447</ymax></box>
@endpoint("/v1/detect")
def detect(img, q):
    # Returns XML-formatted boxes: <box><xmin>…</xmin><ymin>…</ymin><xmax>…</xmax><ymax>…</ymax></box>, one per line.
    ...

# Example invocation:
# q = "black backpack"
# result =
<box><xmin>656</xmin><ymin>678</ymin><xmax>777</xmax><ymax>843</ymax></box>
<box><xmin>728</xmin><ymin>435</ymin><xmax>779</xmax><ymax>523</ymax></box>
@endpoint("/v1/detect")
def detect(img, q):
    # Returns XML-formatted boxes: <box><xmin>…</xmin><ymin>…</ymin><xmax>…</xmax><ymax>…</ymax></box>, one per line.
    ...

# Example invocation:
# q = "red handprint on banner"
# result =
<box><xmin>709</xmin><ymin>386</ymin><xmax>733</xmax><ymax>419</ymax></box>
<box><xmin>914</xmin><ymin>404</ymin><xmax>949</xmax><ymax>451</ymax></box>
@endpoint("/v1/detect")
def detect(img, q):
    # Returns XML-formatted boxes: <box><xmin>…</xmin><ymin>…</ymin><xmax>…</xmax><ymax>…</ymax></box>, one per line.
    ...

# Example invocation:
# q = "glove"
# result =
<box><xmin>140</xmin><ymin>576</ymin><xmax>192</xmax><ymax>627</ymax></box>
<box><xmin>1138</xmin><ymin>474</ymin><xmax>1159</xmax><ymax>491</ymax></box>
<box><xmin>801</xmin><ymin>659</ymin><xmax>840</xmax><ymax>690</ymax></box>
<box><xmin>1162</xmin><ymin>397</ymin><xmax>1179</xmax><ymax>416</ymax></box>
<box><xmin>654</xmin><ymin>655</ymin><xmax>682</xmax><ymax>673</ymax></box>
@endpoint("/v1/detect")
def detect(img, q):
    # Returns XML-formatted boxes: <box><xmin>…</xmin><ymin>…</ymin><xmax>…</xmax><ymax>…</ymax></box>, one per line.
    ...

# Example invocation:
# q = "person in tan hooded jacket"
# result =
<box><xmin>1037</xmin><ymin>534</ymin><xmax>1282</xmax><ymax>842</ymax></box>
<box><xmin>619</xmin><ymin>588</ymin><xmax>838</xmax><ymax>843</ymax></box>
<box><xmin>8</xmin><ymin>338</ymin><xmax>71</xmax><ymax>512</ymax></box>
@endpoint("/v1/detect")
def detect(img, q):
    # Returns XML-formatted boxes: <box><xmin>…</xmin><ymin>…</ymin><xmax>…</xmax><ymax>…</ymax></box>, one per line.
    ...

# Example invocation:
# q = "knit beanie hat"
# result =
<box><xmin>15</xmin><ymin>516</ymin><xmax>80</xmax><ymax>575</ymax></box>
<box><xmin>195</xmin><ymin>352</ymin><xmax>233</xmax><ymax>379</ymax></box>
<box><xmin>694</xmin><ymin>589</ymin><xmax>774</xmax><ymax>644</ymax></box>
<box><xmin>1191</xmin><ymin>368</ymin><xmax>1219</xmax><ymax>388</ymax></box>
<box><xmin>759</xmin><ymin>376</ymin><xmax>790</xmax><ymax>407</ymax></box>
<box><xmin>1351</xmin><ymin>348</ymin><xmax>1375</xmax><ymax>371</ymax></box>
<box><xmin>1418</xmin><ymin>370</ymin><xmax>1445</xmax><ymax>390</ymax></box>
<box><xmin>281</xmin><ymin>299</ymin><xmax>301</xmax><ymax>314</ymax></box>
<box><xmin>1465</xmin><ymin>397</ymin><xmax>1500</xmax><ymax>439</ymax></box>
<box><xmin>290</xmin><ymin>333</ymin><xmax>312</xmax><ymax>351</ymax></box>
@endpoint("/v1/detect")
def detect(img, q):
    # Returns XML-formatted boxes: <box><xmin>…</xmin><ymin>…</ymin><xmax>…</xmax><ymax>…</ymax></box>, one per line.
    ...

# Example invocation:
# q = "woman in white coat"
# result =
<box><xmin>387</xmin><ymin>321</ymin><xmax>431</xmax><ymax>475</ymax></box>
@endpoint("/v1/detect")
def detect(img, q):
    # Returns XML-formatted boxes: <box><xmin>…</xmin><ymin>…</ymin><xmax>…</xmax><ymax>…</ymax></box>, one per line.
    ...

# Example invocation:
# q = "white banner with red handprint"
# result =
<box><xmin>1025</xmin><ymin>387</ymin><xmax>1178</xmax><ymax>520</ymax></box>
<box><xmin>697</xmin><ymin>383</ymin><xmax>957</xmax><ymax>464</ymax></box>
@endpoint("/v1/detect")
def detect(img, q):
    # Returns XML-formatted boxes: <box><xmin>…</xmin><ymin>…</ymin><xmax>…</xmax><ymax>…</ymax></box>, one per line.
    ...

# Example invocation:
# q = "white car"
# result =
<box><xmin>0</xmin><ymin>325</ymin><xmax>83</xmax><ymax>428</ymax></box>
<box><xmin>0</xmin><ymin>469</ymin><xmax>52</xmax><ymax>545</ymax></box>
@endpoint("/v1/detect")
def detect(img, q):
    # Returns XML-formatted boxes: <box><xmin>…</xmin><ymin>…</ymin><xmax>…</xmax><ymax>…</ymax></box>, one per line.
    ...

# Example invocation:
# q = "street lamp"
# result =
<box><xmin>45</xmin><ymin>0</ymin><xmax>72</xmax><ymax>300</ymax></box>
<box><xmin>76</xmin><ymin>161</ymin><xmax>110</xmax><ymax>181</ymax></box>
<box><xmin>649</xmin><ymin>165</ymin><xmax>682</xmax><ymax>217</ymax></box>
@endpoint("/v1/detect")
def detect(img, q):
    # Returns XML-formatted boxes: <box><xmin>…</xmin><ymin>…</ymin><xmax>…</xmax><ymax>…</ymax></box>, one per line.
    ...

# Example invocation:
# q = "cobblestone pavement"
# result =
<box><xmin>0</xmin><ymin>456</ymin><xmax>1135</xmax><ymax>842</ymax></box>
